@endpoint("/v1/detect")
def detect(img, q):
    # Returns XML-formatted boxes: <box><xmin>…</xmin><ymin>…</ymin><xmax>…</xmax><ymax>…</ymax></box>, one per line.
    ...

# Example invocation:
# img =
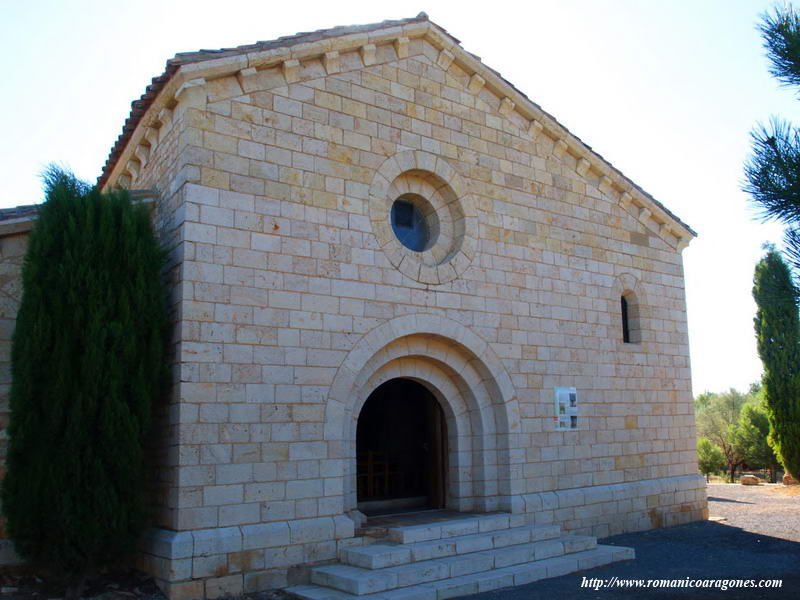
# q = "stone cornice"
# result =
<box><xmin>103</xmin><ymin>16</ymin><xmax>695</xmax><ymax>251</ymax></box>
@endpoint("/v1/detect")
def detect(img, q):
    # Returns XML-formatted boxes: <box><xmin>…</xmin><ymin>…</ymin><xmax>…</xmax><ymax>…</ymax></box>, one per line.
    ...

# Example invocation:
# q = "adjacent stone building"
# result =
<box><xmin>0</xmin><ymin>13</ymin><xmax>707</xmax><ymax>599</ymax></box>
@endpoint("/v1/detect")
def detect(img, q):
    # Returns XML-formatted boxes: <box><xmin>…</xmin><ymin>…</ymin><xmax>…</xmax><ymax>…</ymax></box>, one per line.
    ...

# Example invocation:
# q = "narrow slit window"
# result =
<box><xmin>621</xmin><ymin>295</ymin><xmax>630</xmax><ymax>343</ymax></box>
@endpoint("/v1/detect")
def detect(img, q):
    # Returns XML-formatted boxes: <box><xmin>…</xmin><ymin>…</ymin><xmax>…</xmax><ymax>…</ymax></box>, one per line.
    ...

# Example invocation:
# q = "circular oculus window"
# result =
<box><xmin>369</xmin><ymin>152</ymin><xmax>478</xmax><ymax>285</ymax></box>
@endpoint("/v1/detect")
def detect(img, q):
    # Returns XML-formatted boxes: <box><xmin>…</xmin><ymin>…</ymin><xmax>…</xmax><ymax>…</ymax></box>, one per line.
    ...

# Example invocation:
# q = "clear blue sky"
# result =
<box><xmin>1</xmin><ymin>0</ymin><xmax>794</xmax><ymax>395</ymax></box>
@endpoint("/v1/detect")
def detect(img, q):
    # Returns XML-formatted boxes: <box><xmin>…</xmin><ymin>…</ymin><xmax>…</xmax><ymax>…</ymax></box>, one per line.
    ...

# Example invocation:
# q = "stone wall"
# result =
<box><xmin>0</xmin><ymin>229</ymin><xmax>28</xmax><ymax>564</ymax></box>
<box><xmin>114</xmin><ymin>32</ymin><xmax>707</xmax><ymax>598</ymax></box>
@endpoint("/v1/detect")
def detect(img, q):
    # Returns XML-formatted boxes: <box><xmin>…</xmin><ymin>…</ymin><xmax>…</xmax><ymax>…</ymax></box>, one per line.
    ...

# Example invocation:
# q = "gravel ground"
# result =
<box><xmin>464</xmin><ymin>483</ymin><xmax>800</xmax><ymax>600</ymax></box>
<box><xmin>0</xmin><ymin>568</ymin><xmax>167</xmax><ymax>599</ymax></box>
<box><xmin>706</xmin><ymin>483</ymin><xmax>800</xmax><ymax>541</ymax></box>
<box><xmin>0</xmin><ymin>568</ymin><xmax>296</xmax><ymax>600</ymax></box>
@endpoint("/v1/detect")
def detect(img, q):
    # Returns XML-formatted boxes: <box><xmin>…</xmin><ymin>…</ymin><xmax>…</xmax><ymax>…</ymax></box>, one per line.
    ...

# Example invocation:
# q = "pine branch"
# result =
<box><xmin>783</xmin><ymin>226</ymin><xmax>800</xmax><ymax>279</ymax></box>
<box><xmin>744</xmin><ymin>118</ymin><xmax>800</xmax><ymax>224</ymax></box>
<box><xmin>760</xmin><ymin>5</ymin><xmax>800</xmax><ymax>89</ymax></box>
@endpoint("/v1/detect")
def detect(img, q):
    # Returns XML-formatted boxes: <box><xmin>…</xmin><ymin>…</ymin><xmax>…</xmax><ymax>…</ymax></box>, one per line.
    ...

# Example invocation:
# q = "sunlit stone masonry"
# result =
<box><xmin>0</xmin><ymin>13</ymin><xmax>706</xmax><ymax>600</ymax></box>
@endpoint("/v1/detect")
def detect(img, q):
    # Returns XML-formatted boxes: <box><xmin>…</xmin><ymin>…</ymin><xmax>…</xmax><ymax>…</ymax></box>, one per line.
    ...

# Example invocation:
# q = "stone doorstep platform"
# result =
<box><xmin>287</xmin><ymin>512</ymin><xmax>635</xmax><ymax>600</ymax></box>
<box><xmin>355</xmin><ymin>510</ymin><xmax>498</xmax><ymax>539</ymax></box>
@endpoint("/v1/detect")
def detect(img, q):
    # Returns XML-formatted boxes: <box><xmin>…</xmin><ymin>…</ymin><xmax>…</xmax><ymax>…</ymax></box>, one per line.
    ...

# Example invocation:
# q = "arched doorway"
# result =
<box><xmin>356</xmin><ymin>378</ymin><xmax>447</xmax><ymax>515</ymax></box>
<box><xmin>326</xmin><ymin>314</ymin><xmax>523</xmax><ymax>516</ymax></box>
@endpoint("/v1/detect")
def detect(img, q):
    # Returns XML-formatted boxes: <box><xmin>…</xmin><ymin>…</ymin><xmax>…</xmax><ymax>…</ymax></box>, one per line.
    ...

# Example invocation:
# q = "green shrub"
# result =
<box><xmin>697</xmin><ymin>437</ymin><xmax>726</xmax><ymax>480</ymax></box>
<box><xmin>736</xmin><ymin>398</ymin><xmax>780</xmax><ymax>481</ymax></box>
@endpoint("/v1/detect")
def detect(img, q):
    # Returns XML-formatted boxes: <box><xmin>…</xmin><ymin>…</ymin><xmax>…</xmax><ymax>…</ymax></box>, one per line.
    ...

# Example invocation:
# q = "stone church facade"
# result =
<box><xmin>0</xmin><ymin>14</ymin><xmax>706</xmax><ymax>600</ymax></box>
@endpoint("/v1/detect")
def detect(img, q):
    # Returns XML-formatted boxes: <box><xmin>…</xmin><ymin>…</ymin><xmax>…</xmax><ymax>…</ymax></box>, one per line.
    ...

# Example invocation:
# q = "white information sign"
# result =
<box><xmin>554</xmin><ymin>387</ymin><xmax>578</xmax><ymax>430</ymax></box>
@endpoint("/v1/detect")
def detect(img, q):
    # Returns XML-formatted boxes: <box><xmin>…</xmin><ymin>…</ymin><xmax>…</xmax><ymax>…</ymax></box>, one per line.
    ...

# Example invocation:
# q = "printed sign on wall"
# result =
<box><xmin>554</xmin><ymin>387</ymin><xmax>578</xmax><ymax>430</ymax></box>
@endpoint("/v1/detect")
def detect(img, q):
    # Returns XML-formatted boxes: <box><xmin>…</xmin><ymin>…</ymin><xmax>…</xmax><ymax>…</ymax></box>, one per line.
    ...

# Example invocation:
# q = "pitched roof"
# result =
<box><xmin>99</xmin><ymin>13</ymin><xmax>696</xmax><ymax>242</ymax></box>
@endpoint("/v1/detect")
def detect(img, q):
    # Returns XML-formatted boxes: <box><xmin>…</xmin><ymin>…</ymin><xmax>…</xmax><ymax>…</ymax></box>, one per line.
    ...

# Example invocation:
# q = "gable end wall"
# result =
<box><xmin>124</xmin><ymin>36</ymin><xmax>706</xmax><ymax>597</ymax></box>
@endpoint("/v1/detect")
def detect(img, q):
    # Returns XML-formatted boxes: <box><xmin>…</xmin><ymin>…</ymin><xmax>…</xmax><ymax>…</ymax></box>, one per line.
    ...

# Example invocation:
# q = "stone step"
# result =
<box><xmin>289</xmin><ymin>544</ymin><xmax>635</xmax><ymax>600</ymax></box>
<box><xmin>341</xmin><ymin>524</ymin><xmax>562</xmax><ymax>569</ymax></box>
<box><xmin>312</xmin><ymin>535</ymin><xmax>598</xmax><ymax>595</ymax></box>
<box><xmin>385</xmin><ymin>513</ymin><xmax>516</xmax><ymax>545</ymax></box>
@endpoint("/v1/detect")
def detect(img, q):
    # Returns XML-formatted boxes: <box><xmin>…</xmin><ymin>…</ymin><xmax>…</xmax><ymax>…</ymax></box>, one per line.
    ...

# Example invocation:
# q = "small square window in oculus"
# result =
<box><xmin>391</xmin><ymin>200</ymin><xmax>430</xmax><ymax>252</ymax></box>
<box><xmin>393</xmin><ymin>201</ymin><xmax>414</xmax><ymax>228</ymax></box>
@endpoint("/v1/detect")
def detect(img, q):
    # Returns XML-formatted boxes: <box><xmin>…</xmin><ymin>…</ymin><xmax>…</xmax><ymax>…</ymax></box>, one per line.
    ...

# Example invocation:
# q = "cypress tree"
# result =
<box><xmin>1</xmin><ymin>167</ymin><xmax>167</xmax><ymax>593</ymax></box>
<box><xmin>752</xmin><ymin>248</ymin><xmax>800</xmax><ymax>480</ymax></box>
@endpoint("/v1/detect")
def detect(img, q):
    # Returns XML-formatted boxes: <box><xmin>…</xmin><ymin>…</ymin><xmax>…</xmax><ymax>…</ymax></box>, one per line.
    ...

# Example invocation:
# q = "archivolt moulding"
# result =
<box><xmin>324</xmin><ymin>313</ymin><xmax>523</xmax><ymax>514</ymax></box>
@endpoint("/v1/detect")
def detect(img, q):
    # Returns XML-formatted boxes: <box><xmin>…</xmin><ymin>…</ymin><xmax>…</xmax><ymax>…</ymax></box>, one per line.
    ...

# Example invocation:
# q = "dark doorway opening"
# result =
<box><xmin>356</xmin><ymin>378</ymin><xmax>447</xmax><ymax>515</ymax></box>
